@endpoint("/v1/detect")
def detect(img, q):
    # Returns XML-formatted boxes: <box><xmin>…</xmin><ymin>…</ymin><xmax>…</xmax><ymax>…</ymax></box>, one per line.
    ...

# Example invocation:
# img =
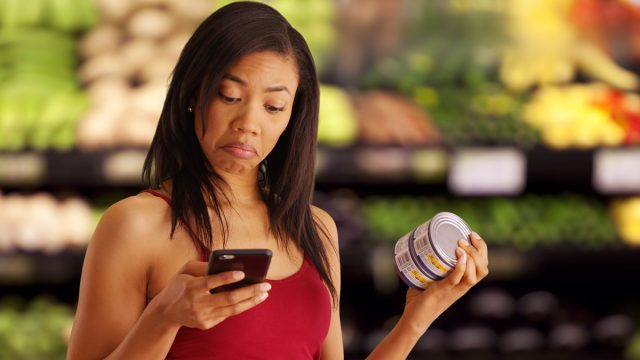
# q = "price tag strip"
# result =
<box><xmin>448</xmin><ymin>147</ymin><xmax>526</xmax><ymax>196</ymax></box>
<box><xmin>593</xmin><ymin>148</ymin><xmax>640</xmax><ymax>194</ymax></box>
<box><xmin>102</xmin><ymin>150</ymin><xmax>147</xmax><ymax>185</ymax></box>
<box><xmin>0</xmin><ymin>153</ymin><xmax>46</xmax><ymax>186</ymax></box>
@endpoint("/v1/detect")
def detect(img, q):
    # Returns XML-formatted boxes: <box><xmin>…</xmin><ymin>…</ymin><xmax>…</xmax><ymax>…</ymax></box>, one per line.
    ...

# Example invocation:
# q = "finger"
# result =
<box><xmin>462</xmin><ymin>250</ymin><xmax>477</xmax><ymax>286</ymax></box>
<box><xmin>458</xmin><ymin>239</ymin><xmax>480</xmax><ymax>258</ymax></box>
<box><xmin>201</xmin><ymin>271</ymin><xmax>245</xmax><ymax>291</ymax></box>
<box><xmin>179</xmin><ymin>260</ymin><xmax>209</xmax><ymax>277</ymax></box>
<box><xmin>458</xmin><ymin>239</ymin><xmax>483</xmax><ymax>273</ymax></box>
<box><xmin>208</xmin><ymin>282</ymin><xmax>271</xmax><ymax>307</ymax></box>
<box><xmin>447</xmin><ymin>247</ymin><xmax>466</xmax><ymax>285</ymax></box>
<box><xmin>213</xmin><ymin>291</ymin><xmax>270</xmax><ymax>319</ymax></box>
<box><xmin>470</xmin><ymin>232</ymin><xmax>489</xmax><ymax>266</ymax></box>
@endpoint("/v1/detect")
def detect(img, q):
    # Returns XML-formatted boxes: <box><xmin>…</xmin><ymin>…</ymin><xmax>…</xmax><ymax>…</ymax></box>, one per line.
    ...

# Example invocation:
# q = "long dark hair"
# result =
<box><xmin>142</xmin><ymin>1</ymin><xmax>336</xmax><ymax>303</ymax></box>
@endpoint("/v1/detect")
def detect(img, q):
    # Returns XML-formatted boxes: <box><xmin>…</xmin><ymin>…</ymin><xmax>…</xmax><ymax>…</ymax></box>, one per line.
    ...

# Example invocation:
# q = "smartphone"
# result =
<box><xmin>207</xmin><ymin>249</ymin><xmax>272</xmax><ymax>294</ymax></box>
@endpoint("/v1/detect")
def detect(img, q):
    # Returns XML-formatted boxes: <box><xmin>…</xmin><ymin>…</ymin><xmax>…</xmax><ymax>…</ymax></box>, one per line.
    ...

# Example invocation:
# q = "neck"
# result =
<box><xmin>212</xmin><ymin>169</ymin><xmax>264</xmax><ymax>208</ymax></box>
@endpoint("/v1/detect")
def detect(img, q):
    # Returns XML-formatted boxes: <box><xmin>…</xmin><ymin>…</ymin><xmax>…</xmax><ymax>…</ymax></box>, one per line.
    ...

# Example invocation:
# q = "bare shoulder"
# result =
<box><xmin>68</xmin><ymin>193</ymin><xmax>172</xmax><ymax>359</ymax></box>
<box><xmin>310</xmin><ymin>205</ymin><xmax>338</xmax><ymax>249</ymax></box>
<box><xmin>89</xmin><ymin>192</ymin><xmax>172</xmax><ymax>257</ymax></box>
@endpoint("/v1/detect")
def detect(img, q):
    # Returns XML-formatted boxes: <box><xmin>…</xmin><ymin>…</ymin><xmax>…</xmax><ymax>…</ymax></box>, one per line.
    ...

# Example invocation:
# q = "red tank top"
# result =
<box><xmin>142</xmin><ymin>190</ymin><xmax>332</xmax><ymax>359</ymax></box>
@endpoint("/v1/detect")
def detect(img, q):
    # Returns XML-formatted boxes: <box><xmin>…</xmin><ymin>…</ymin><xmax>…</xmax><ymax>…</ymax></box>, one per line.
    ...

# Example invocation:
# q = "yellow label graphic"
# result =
<box><xmin>427</xmin><ymin>254</ymin><xmax>448</xmax><ymax>273</ymax></box>
<box><xmin>410</xmin><ymin>269</ymin><xmax>433</xmax><ymax>286</ymax></box>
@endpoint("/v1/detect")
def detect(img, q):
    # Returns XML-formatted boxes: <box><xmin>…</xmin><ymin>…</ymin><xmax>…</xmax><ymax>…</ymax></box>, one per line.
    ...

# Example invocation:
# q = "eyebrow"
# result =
<box><xmin>223</xmin><ymin>74</ymin><xmax>291</xmax><ymax>96</ymax></box>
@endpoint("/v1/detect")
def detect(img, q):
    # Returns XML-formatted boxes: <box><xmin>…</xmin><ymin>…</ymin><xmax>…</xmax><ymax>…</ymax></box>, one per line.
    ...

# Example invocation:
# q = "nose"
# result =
<box><xmin>230</xmin><ymin>106</ymin><xmax>260</xmax><ymax>136</ymax></box>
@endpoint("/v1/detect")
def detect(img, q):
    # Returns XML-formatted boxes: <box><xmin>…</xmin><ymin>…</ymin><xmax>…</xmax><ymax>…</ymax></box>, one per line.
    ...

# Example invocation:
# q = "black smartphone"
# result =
<box><xmin>207</xmin><ymin>249</ymin><xmax>272</xmax><ymax>294</ymax></box>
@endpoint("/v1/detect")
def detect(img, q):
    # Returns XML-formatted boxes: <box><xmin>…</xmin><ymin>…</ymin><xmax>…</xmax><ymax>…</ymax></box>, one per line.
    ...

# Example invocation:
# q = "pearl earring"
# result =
<box><xmin>187</xmin><ymin>106</ymin><xmax>193</xmax><ymax>112</ymax></box>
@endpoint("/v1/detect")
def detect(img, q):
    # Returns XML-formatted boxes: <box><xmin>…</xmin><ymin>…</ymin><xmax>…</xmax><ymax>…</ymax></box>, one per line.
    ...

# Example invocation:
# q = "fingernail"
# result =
<box><xmin>260</xmin><ymin>283</ymin><xmax>271</xmax><ymax>292</ymax></box>
<box><xmin>472</xmin><ymin>231</ymin><xmax>480</xmax><ymax>239</ymax></box>
<box><xmin>458</xmin><ymin>239</ymin><xmax>467</xmax><ymax>246</ymax></box>
<box><xmin>233</xmin><ymin>271</ymin><xmax>245</xmax><ymax>280</ymax></box>
<box><xmin>256</xmin><ymin>293</ymin><xmax>269</xmax><ymax>302</ymax></box>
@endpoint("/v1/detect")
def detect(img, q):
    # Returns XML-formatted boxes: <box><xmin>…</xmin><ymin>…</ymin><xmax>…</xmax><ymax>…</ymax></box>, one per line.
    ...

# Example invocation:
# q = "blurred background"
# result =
<box><xmin>0</xmin><ymin>0</ymin><xmax>640</xmax><ymax>358</ymax></box>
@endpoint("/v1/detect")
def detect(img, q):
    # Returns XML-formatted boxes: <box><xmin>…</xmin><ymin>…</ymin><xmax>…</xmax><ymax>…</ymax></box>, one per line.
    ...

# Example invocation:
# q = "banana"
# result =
<box><xmin>575</xmin><ymin>42</ymin><xmax>639</xmax><ymax>91</ymax></box>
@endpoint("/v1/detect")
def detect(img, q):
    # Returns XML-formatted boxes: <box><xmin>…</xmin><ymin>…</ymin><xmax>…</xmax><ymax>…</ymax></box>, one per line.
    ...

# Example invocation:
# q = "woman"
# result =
<box><xmin>67</xmin><ymin>2</ymin><xmax>489</xmax><ymax>359</ymax></box>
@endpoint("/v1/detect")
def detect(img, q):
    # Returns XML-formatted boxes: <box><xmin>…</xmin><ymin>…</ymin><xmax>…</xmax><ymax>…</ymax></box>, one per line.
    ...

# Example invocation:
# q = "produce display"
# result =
<box><xmin>0</xmin><ymin>296</ymin><xmax>73</xmax><ymax>360</ymax></box>
<box><xmin>75</xmin><ymin>0</ymin><xmax>214</xmax><ymax>149</ymax></box>
<box><xmin>317</xmin><ymin>84</ymin><xmax>358</xmax><ymax>147</ymax></box>
<box><xmin>612</xmin><ymin>197</ymin><xmax>640</xmax><ymax>246</ymax></box>
<box><xmin>0</xmin><ymin>0</ymin><xmax>96</xmax><ymax>151</ymax></box>
<box><xmin>216</xmin><ymin>0</ymin><xmax>337</xmax><ymax>74</ymax></box>
<box><xmin>360</xmin><ymin>194</ymin><xmax>619</xmax><ymax>249</ymax></box>
<box><xmin>428</xmin><ymin>86</ymin><xmax>539</xmax><ymax>147</ymax></box>
<box><xmin>359</xmin><ymin>1</ymin><xmax>540</xmax><ymax>148</ymax></box>
<box><xmin>571</xmin><ymin>0</ymin><xmax>640</xmax><ymax>64</ymax></box>
<box><xmin>359</xmin><ymin>0</ymin><xmax>640</xmax><ymax>149</ymax></box>
<box><xmin>1</xmin><ymin>190</ymin><xmax>632</xmax><ymax>253</ymax></box>
<box><xmin>500</xmin><ymin>0</ymin><xmax>638</xmax><ymax>92</ymax></box>
<box><xmin>0</xmin><ymin>0</ymin><xmax>97</xmax><ymax>30</ymax></box>
<box><xmin>522</xmin><ymin>84</ymin><xmax>640</xmax><ymax>149</ymax></box>
<box><xmin>0</xmin><ymin>192</ymin><xmax>96</xmax><ymax>253</ymax></box>
<box><xmin>351</xmin><ymin>90</ymin><xmax>441</xmax><ymax>146</ymax></box>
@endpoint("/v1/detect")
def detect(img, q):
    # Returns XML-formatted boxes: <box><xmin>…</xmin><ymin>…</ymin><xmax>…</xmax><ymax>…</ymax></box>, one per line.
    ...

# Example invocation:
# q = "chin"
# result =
<box><xmin>215</xmin><ymin>159</ymin><xmax>253</xmax><ymax>175</ymax></box>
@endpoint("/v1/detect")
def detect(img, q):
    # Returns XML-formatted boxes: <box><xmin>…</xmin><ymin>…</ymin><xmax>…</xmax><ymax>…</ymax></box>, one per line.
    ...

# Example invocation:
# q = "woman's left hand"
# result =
<box><xmin>401</xmin><ymin>232</ymin><xmax>489</xmax><ymax>335</ymax></box>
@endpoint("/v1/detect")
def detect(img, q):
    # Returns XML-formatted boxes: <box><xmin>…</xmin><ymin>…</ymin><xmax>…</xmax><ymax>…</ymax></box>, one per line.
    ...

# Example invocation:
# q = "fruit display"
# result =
<box><xmin>0</xmin><ymin>296</ymin><xmax>74</xmax><ymax>360</ymax></box>
<box><xmin>0</xmin><ymin>0</ymin><xmax>98</xmax><ymax>30</ymax></box>
<box><xmin>611</xmin><ymin>197</ymin><xmax>640</xmax><ymax>246</ymax></box>
<box><xmin>75</xmin><ymin>0</ymin><xmax>214</xmax><ymax>149</ymax></box>
<box><xmin>500</xmin><ymin>0</ymin><xmax>639</xmax><ymax>92</ymax></box>
<box><xmin>0</xmin><ymin>0</ymin><xmax>96</xmax><ymax>151</ymax></box>
<box><xmin>317</xmin><ymin>84</ymin><xmax>358</xmax><ymax>146</ymax></box>
<box><xmin>350</xmin><ymin>90</ymin><xmax>440</xmax><ymax>146</ymax></box>
<box><xmin>428</xmin><ymin>86</ymin><xmax>540</xmax><ymax>147</ymax></box>
<box><xmin>358</xmin><ymin>2</ymin><xmax>540</xmax><ymax>148</ymax></box>
<box><xmin>217</xmin><ymin>0</ymin><xmax>337</xmax><ymax>74</ymax></box>
<box><xmin>359</xmin><ymin>194</ymin><xmax>618</xmax><ymax>249</ymax></box>
<box><xmin>0</xmin><ymin>192</ymin><xmax>96</xmax><ymax>253</ymax></box>
<box><xmin>360</xmin><ymin>3</ymin><xmax>502</xmax><ymax>98</ymax></box>
<box><xmin>521</xmin><ymin>84</ymin><xmax>640</xmax><ymax>149</ymax></box>
<box><xmin>570</xmin><ymin>0</ymin><xmax>640</xmax><ymax>63</ymax></box>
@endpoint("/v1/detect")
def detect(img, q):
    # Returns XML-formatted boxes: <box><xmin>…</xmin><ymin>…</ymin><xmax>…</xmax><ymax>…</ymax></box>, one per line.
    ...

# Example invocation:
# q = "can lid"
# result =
<box><xmin>428</xmin><ymin>212</ymin><xmax>472</xmax><ymax>265</ymax></box>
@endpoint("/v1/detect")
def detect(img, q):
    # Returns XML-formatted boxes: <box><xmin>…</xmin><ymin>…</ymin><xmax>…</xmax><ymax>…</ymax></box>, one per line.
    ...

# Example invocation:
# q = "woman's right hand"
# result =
<box><xmin>150</xmin><ymin>261</ymin><xmax>271</xmax><ymax>330</ymax></box>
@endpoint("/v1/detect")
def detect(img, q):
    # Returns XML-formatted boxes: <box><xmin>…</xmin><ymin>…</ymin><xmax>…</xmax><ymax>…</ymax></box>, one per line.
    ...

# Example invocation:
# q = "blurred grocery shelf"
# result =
<box><xmin>2</xmin><ymin>244</ymin><xmax>638</xmax><ymax>288</ymax></box>
<box><xmin>2</xmin><ymin>146</ymin><xmax>639</xmax><ymax>195</ymax></box>
<box><xmin>0</xmin><ymin>248</ymin><xmax>84</xmax><ymax>285</ymax></box>
<box><xmin>342</xmin><ymin>243</ymin><xmax>640</xmax><ymax>286</ymax></box>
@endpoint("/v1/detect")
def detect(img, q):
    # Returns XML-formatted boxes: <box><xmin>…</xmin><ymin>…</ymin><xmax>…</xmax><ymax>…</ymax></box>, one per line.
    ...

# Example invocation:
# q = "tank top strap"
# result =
<box><xmin>140</xmin><ymin>189</ymin><xmax>210</xmax><ymax>261</ymax></box>
<box><xmin>141</xmin><ymin>189</ymin><xmax>171</xmax><ymax>206</ymax></box>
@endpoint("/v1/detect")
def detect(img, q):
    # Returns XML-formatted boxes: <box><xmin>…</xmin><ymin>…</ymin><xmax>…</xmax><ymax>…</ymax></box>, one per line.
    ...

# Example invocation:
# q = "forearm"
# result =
<box><xmin>366</xmin><ymin>290</ymin><xmax>447</xmax><ymax>360</ymax></box>
<box><xmin>104</xmin><ymin>303</ymin><xmax>180</xmax><ymax>360</ymax></box>
<box><xmin>365</xmin><ymin>316</ymin><xmax>429</xmax><ymax>360</ymax></box>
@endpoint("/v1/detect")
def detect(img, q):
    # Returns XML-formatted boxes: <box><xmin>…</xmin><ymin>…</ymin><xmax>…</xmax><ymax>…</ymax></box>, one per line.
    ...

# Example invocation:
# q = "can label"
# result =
<box><xmin>394</xmin><ymin>232</ymin><xmax>436</xmax><ymax>289</ymax></box>
<box><xmin>411</xmin><ymin>226</ymin><xmax>453</xmax><ymax>279</ymax></box>
<box><xmin>393</xmin><ymin>212</ymin><xmax>472</xmax><ymax>291</ymax></box>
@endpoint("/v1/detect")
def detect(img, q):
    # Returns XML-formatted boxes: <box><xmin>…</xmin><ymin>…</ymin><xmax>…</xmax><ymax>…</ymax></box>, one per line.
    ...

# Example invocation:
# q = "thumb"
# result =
<box><xmin>178</xmin><ymin>260</ymin><xmax>209</xmax><ymax>277</ymax></box>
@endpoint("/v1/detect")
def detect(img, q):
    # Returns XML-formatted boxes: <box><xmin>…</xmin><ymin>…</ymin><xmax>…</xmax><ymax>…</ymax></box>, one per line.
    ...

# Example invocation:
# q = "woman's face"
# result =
<box><xmin>195</xmin><ymin>51</ymin><xmax>299</xmax><ymax>177</ymax></box>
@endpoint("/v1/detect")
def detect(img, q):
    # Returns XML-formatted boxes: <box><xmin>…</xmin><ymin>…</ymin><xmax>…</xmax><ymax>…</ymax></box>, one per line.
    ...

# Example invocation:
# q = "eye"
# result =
<box><xmin>265</xmin><ymin>104</ymin><xmax>285</xmax><ymax>113</ymax></box>
<box><xmin>219</xmin><ymin>92</ymin><xmax>240</xmax><ymax>104</ymax></box>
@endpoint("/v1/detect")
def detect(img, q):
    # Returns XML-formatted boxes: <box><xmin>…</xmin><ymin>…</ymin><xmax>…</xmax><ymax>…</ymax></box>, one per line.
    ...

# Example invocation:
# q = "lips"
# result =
<box><xmin>221</xmin><ymin>142</ymin><xmax>258</xmax><ymax>159</ymax></box>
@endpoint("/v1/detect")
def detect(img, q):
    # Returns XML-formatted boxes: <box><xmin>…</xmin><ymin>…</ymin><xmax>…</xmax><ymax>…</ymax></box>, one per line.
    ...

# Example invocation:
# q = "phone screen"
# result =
<box><xmin>207</xmin><ymin>249</ymin><xmax>272</xmax><ymax>293</ymax></box>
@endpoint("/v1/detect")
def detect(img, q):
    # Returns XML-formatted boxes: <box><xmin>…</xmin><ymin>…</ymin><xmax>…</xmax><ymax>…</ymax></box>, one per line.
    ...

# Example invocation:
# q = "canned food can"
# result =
<box><xmin>394</xmin><ymin>212</ymin><xmax>472</xmax><ymax>290</ymax></box>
